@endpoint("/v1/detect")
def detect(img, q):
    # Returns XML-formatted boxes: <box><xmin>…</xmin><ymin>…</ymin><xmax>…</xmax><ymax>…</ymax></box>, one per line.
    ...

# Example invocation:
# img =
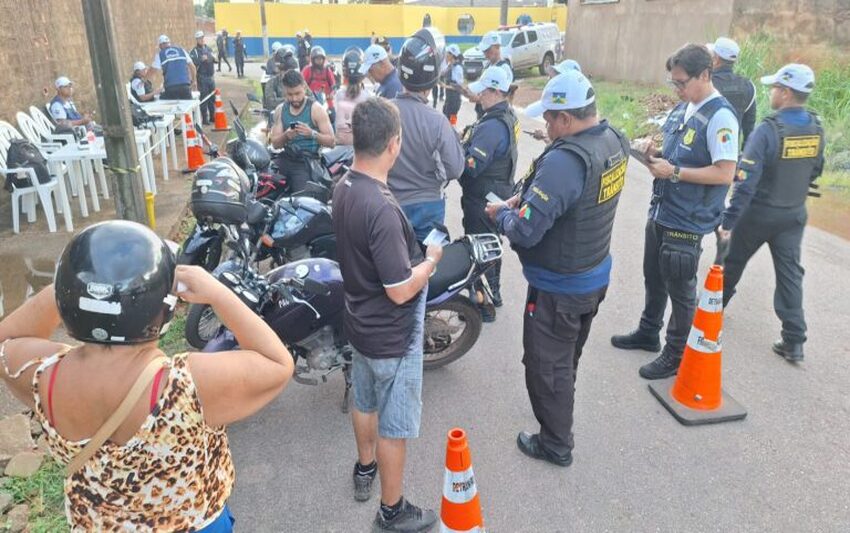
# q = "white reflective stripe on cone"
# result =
<box><xmin>699</xmin><ymin>289</ymin><xmax>723</xmax><ymax>313</ymax></box>
<box><xmin>442</xmin><ymin>467</ymin><xmax>477</xmax><ymax>504</ymax></box>
<box><xmin>440</xmin><ymin>523</ymin><xmax>484</xmax><ymax>533</ymax></box>
<box><xmin>686</xmin><ymin>326</ymin><xmax>721</xmax><ymax>354</ymax></box>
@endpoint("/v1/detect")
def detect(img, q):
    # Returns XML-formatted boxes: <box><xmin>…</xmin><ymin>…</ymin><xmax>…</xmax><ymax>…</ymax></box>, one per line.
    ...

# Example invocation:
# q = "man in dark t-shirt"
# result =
<box><xmin>332</xmin><ymin>98</ymin><xmax>442</xmax><ymax>533</ymax></box>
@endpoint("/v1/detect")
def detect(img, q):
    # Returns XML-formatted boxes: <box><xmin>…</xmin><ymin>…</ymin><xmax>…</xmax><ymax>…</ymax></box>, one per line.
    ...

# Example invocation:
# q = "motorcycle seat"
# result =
<box><xmin>321</xmin><ymin>145</ymin><xmax>354</xmax><ymax>167</ymax></box>
<box><xmin>427</xmin><ymin>240</ymin><xmax>472</xmax><ymax>300</ymax></box>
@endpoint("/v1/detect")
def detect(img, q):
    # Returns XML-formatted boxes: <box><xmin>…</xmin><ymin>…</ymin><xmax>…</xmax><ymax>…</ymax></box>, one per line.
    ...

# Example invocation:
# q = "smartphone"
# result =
<box><xmin>289</xmin><ymin>123</ymin><xmax>297</xmax><ymax>130</ymax></box>
<box><xmin>423</xmin><ymin>228</ymin><xmax>449</xmax><ymax>247</ymax></box>
<box><xmin>485</xmin><ymin>192</ymin><xmax>504</xmax><ymax>204</ymax></box>
<box><xmin>523</xmin><ymin>130</ymin><xmax>536</xmax><ymax>136</ymax></box>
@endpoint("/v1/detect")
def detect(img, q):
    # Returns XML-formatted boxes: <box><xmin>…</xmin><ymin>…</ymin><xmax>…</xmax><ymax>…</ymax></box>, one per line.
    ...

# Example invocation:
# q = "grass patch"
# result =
<box><xmin>3</xmin><ymin>460</ymin><xmax>68</xmax><ymax>533</ymax></box>
<box><xmin>159</xmin><ymin>311</ymin><xmax>189</xmax><ymax>355</ymax></box>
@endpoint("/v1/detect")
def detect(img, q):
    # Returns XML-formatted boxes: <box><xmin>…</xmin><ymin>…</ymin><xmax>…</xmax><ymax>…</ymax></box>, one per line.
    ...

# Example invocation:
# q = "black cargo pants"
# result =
<box><xmin>723</xmin><ymin>204</ymin><xmax>807</xmax><ymax>344</ymax></box>
<box><xmin>638</xmin><ymin>220</ymin><xmax>703</xmax><ymax>359</ymax></box>
<box><xmin>523</xmin><ymin>285</ymin><xmax>607</xmax><ymax>457</ymax></box>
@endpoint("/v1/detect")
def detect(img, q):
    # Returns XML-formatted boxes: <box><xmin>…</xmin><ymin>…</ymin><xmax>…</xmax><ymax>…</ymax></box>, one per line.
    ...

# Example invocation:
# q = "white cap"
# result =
<box><xmin>551</xmin><ymin>59</ymin><xmax>582</xmax><ymax>75</ymax></box>
<box><xmin>707</xmin><ymin>37</ymin><xmax>740</xmax><ymax>62</ymax></box>
<box><xmin>478</xmin><ymin>31</ymin><xmax>501</xmax><ymax>51</ymax></box>
<box><xmin>359</xmin><ymin>44</ymin><xmax>388</xmax><ymax>75</ymax></box>
<box><xmin>526</xmin><ymin>70</ymin><xmax>595</xmax><ymax>118</ymax></box>
<box><xmin>133</xmin><ymin>61</ymin><xmax>146</xmax><ymax>71</ymax></box>
<box><xmin>272</xmin><ymin>41</ymin><xmax>283</xmax><ymax>52</ymax></box>
<box><xmin>469</xmin><ymin>66</ymin><xmax>511</xmax><ymax>94</ymax></box>
<box><xmin>195</xmin><ymin>30</ymin><xmax>205</xmax><ymax>39</ymax></box>
<box><xmin>54</xmin><ymin>76</ymin><xmax>72</xmax><ymax>89</ymax></box>
<box><xmin>158</xmin><ymin>34</ymin><xmax>170</xmax><ymax>45</ymax></box>
<box><xmin>761</xmin><ymin>63</ymin><xmax>816</xmax><ymax>93</ymax></box>
<box><xmin>445</xmin><ymin>44</ymin><xmax>462</xmax><ymax>58</ymax></box>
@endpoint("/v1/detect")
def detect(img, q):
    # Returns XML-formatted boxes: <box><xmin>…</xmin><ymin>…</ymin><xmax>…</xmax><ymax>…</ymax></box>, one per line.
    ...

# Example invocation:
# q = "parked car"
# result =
<box><xmin>463</xmin><ymin>22</ymin><xmax>563</xmax><ymax>79</ymax></box>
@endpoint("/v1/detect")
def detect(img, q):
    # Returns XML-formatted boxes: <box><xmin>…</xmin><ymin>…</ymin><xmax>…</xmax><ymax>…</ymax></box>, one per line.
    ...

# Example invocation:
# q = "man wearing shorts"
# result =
<box><xmin>332</xmin><ymin>97</ymin><xmax>443</xmax><ymax>533</ymax></box>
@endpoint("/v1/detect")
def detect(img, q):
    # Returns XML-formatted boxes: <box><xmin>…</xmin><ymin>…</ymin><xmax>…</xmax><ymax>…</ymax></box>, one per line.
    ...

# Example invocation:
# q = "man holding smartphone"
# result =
<box><xmin>270</xmin><ymin>70</ymin><xmax>335</xmax><ymax>195</ymax></box>
<box><xmin>459</xmin><ymin>66</ymin><xmax>519</xmax><ymax>320</ymax></box>
<box><xmin>333</xmin><ymin>97</ymin><xmax>442</xmax><ymax>532</ymax></box>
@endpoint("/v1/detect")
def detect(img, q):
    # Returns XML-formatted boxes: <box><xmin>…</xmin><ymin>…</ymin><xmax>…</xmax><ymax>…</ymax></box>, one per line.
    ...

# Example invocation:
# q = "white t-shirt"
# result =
<box><xmin>130</xmin><ymin>78</ymin><xmax>148</xmax><ymax>96</ymax></box>
<box><xmin>448</xmin><ymin>64</ymin><xmax>464</xmax><ymax>86</ymax></box>
<box><xmin>685</xmin><ymin>91</ymin><xmax>739</xmax><ymax>163</ymax></box>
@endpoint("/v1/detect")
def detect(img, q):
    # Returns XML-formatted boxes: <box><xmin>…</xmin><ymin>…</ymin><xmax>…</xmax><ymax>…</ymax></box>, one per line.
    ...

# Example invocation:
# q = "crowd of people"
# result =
<box><xmin>3</xmin><ymin>24</ymin><xmax>825</xmax><ymax>533</ymax></box>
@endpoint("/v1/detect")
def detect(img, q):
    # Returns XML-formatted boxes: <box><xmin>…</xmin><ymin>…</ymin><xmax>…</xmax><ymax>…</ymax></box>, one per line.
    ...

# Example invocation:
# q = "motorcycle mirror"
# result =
<box><xmin>260</xmin><ymin>65</ymin><xmax>267</xmax><ymax>72</ymax></box>
<box><xmin>246</xmin><ymin>200</ymin><xmax>268</xmax><ymax>225</ymax></box>
<box><xmin>229</xmin><ymin>100</ymin><xmax>239</xmax><ymax>117</ymax></box>
<box><xmin>302</xmin><ymin>277</ymin><xmax>331</xmax><ymax>297</ymax></box>
<box><xmin>246</xmin><ymin>92</ymin><xmax>260</xmax><ymax>103</ymax></box>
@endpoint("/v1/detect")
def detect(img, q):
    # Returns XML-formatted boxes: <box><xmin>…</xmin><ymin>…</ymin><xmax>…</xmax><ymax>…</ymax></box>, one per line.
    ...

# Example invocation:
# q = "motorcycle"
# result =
<box><xmin>187</xmin><ymin>232</ymin><xmax>504</xmax><ymax>411</ymax></box>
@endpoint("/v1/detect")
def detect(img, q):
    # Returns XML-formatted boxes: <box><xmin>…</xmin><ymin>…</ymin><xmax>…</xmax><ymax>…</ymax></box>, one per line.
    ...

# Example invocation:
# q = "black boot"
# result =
<box><xmin>772</xmin><ymin>339</ymin><xmax>804</xmax><ymax>362</ymax></box>
<box><xmin>639</xmin><ymin>348</ymin><xmax>680</xmax><ymax>380</ymax></box>
<box><xmin>486</xmin><ymin>259</ymin><xmax>503</xmax><ymax>308</ymax></box>
<box><xmin>611</xmin><ymin>329</ymin><xmax>661</xmax><ymax>352</ymax></box>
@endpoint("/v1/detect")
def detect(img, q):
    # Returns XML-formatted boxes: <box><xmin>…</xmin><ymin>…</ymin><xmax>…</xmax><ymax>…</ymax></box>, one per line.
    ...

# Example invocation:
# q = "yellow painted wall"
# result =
<box><xmin>216</xmin><ymin>3</ymin><xmax>567</xmax><ymax>39</ymax></box>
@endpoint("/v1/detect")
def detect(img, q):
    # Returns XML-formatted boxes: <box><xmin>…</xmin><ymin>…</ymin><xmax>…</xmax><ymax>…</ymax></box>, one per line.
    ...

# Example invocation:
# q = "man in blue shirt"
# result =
<box><xmin>611</xmin><ymin>44</ymin><xmax>739</xmax><ymax>380</ymax></box>
<box><xmin>151</xmin><ymin>35</ymin><xmax>196</xmax><ymax>101</ymax></box>
<box><xmin>49</xmin><ymin>77</ymin><xmax>94</xmax><ymax>130</ymax></box>
<box><xmin>485</xmin><ymin>71</ymin><xmax>629</xmax><ymax>467</ymax></box>
<box><xmin>360</xmin><ymin>44</ymin><xmax>403</xmax><ymax>100</ymax></box>
<box><xmin>719</xmin><ymin>64</ymin><xmax>824</xmax><ymax>363</ymax></box>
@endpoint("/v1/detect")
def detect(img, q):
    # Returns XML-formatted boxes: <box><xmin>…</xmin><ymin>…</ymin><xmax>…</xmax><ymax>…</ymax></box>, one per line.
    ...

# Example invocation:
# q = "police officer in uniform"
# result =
<box><xmin>129</xmin><ymin>62</ymin><xmax>158</xmax><ymax>102</ymax></box>
<box><xmin>234</xmin><ymin>31</ymin><xmax>247</xmax><ymax>78</ymax></box>
<box><xmin>719</xmin><ymin>64</ymin><xmax>824</xmax><ymax>362</ymax></box>
<box><xmin>611</xmin><ymin>44</ymin><xmax>739</xmax><ymax>379</ymax></box>
<box><xmin>190</xmin><ymin>31</ymin><xmax>216</xmax><ymax>125</ymax></box>
<box><xmin>460</xmin><ymin>66</ymin><xmax>518</xmax><ymax>320</ymax></box>
<box><xmin>468</xmin><ymin>31</ymin><xmax>513</xmax><ymax>119</ymax></box>
<box><xmin>707</xmin><ymin>37</ymin><xmax>757</xmax><ymax>145</ymax></box>
<box><xmin>151</xmin><ymin>35</ymin><xmax>196</xmax><ymax>101</ymax></box>
<box><xmin>485</xmin><ymin>71</ymin><xmax>629</xmax><ymax>466</ymax></box>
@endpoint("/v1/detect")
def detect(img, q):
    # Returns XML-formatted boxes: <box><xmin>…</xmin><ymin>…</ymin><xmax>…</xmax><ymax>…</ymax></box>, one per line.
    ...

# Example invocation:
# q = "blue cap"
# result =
<box><xmin>469</xmin><ymin>66</ymin><xmax>512</xmax><ymax>94</ymax></box>
<box><xmin>707</xmin><ymin>37</ymin><xmax>740</xmax><ymax>62</ymax></box>
<box><xmin>761</xmin><ymin>63</ymin><xmax>816</xmax><ymax>93</ymax></box>
<box><xmin>551</xmin><ymin>59</ymin><xmax>582</xmax><ymax>75</ymax></box>
<box><xmin>478</xmin><ymin>31</ymin><xmax>501</xmax><ymax>51</ymax></box>
<box><xmin>526</xmin><ymin>70</ymin><xmax>595</xmax><ymax>118</ymax></box>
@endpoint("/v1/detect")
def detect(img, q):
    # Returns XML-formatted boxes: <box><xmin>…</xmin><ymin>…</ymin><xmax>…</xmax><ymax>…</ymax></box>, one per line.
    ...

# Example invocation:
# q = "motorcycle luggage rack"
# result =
<box><xmin>469</xmin><ymin>233</ymin><xmax>503</xmax><ymax>264</ymax></box>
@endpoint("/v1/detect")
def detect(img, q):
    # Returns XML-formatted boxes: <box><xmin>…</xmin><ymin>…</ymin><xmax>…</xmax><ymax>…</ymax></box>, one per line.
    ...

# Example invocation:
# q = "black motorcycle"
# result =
<box><xmin>187</xmin><ymin>233</ymin><xmax>503</xmax><ymax>411</ymax></box>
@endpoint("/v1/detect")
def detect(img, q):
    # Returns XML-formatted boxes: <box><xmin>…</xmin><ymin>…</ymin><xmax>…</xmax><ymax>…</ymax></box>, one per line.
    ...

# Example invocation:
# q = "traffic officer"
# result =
<box><xmin>216</xmin><ymin>29</ymin><xmax>232</xmax><ymax>73</ymax></box>
<box><xmin>468</xmin><ymin>31</ymin><xmax>513</xmax><ymax>119</ymax></box>
<box><xmin>130</xmin><ymin>62</ymin><xmax>158</xmax><ymax>102</ymax></box>
<box><xmin>234</xmin><ymin>30</ymin><xmax>246</xmax><ymax>78</ymax></box>
<box><xmin>440</xmin><ymin>44</ymin><xmax>465</xmax><ymax>125</ymax></box>
<box><xmin>388</xmin><ymin>28</ymin><xmax>464</xmax><ymax>241</ymax></box>
<box><xmin>531</xmin><ymin>59</ymin><xmax>584</xmax><ymax>142</ymax></box>
<box><xmin>611</xmin><ymin>44</ymin><xmax>739</xmax><ymax>379</ymax></box>
<box><xmin>460</xmin><ymin>66</ymin><xmax>518</xmax><ymax>320</ymax></box>
<box><xmin>151</xmin><ymin>35</ymin><xmax>196</xmax><ymax>101</ymax></box>
<box><xmin>707</xmin><ymin>37</ymin><xmax>757</xmax><ymax>145</ymax></box>
<box><xmin>719</xmin><ymin>64</ymin><xmax>824</xmax><ymax>363</ymax></box>
<box><xmin>359</xmin><ymin>44</ymin><xmax>404</xmax><ymax>99</ymax></box>
<box><xmin>485</xmin><ymin>71</ymin><xmax>629</xmax><ymax>466</ymax></box>
<box><xmin>190</xmin><ymin>31</ymin><xmax>216</xmax><ymax>125</ymax></box>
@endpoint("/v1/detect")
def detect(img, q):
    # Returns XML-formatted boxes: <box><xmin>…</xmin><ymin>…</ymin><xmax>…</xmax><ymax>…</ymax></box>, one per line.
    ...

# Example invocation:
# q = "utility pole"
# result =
<box><xmin>80</xmin><ymin>0</ymin><xmax>147</xmax><ymax>224</ymax></box>
<box><xmin>500</xmin><ymin>0</ymin><xmax>508</xmax><ymax>26</ymax></box>
<box><xmin>260</xmin><ymin>0</ymin><xmax>269</xmax><ymax>58</ymax></box>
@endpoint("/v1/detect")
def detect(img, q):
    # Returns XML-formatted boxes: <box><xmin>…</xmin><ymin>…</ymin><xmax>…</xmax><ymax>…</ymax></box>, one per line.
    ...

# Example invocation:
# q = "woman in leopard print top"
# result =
<box><xmin>0</xmin><ymin>221</ymin><xmax>294</xmax><ymax>531</ymax></box>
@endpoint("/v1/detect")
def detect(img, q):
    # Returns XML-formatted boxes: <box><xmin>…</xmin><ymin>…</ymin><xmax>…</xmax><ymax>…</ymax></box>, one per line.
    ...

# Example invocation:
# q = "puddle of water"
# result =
<box><xmin>0</xmin><ymin>254</ymin><xmax>56</xmax><ymax>319</ymax></box>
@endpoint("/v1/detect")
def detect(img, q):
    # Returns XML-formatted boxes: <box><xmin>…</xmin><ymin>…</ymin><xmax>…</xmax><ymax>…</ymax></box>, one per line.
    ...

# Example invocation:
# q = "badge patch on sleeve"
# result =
<box><xmin>598</xmin><ymin>160</ymin><xmax>627</xmax><ymax>204</ymax></box>
<box><xmin>717</xmin><ymin>128</ymin><xmax>734</xmax><ymax>144</ymax></box>
<box><xmin>519</xmin><ymin>203</ymin><xmax>531</xmax><ymax>220</ymax></box>
<box><xmin>735</xmin><ymin>168</ymin><xmax>749</xmax><ymax>182</ymax></box>
<box><xmin>467</xmin><ymin>156</ymin><xmax>477</xmax><ymax>169</ymax></box>
<box><xmin>782</xmin><ymin>135</ymin><xmax>820</xmax><ymax>159</ymax></box>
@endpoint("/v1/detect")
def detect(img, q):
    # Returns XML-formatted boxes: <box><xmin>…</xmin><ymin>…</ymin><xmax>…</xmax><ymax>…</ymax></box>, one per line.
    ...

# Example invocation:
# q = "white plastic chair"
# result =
<box><xmin>0</xmin><ymin>121</ymin><xmax>67</xmax><ymax>233</ymax></box>
<box><xmin>32</xmin><ymin>105</ymin><xmax>75</xmax><ymax>145</ymax></box>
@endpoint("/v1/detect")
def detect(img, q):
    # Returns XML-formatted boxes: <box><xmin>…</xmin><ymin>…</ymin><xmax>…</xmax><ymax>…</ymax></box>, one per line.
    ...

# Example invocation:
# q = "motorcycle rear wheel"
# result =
<box><xmin>185</xmin><ymin>303</ymin><xmax>223</xmax><ymax>349</ymax></box>
<box><xmin>423</xmin><ymin>296</ymin><xmax>482</xmax><ymax>370</ymax></box>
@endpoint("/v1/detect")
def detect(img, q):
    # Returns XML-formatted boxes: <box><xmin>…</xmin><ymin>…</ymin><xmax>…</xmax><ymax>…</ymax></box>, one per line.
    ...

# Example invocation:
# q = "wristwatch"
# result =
<box><xmin>671</xmin><ymin>165</ymin><xmax>681</xmax><ymax>183</ymax></box>
<box><xmin>311</xmin><ymin>130</ymin><xmax>317</xmax><ymax>140</ymax></box>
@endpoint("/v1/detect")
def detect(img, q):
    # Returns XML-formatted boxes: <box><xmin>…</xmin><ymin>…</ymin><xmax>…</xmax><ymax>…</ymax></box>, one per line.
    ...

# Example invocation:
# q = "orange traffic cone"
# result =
<box><xmin>448</xmin><ymin>114</ymin><xmax>458</xmax><ymax>126</ymax></box>
<box><xmin>440</xmin><ymin>428</ymin><xmax>484</xmax><ymax>533</ymax></box>
<box><xmin>213</xmin><ymin>88</ymin><xmax>230</xmax><ymax>131</ymax></box>
<box><xmin>649</xmin><ymin>265</ymin><xmax>747</xmax><ymax>426</ymax></box>
<box><xmin>184</xmin><ymin>113</ymin><xmax>205</xmax><ymax>172</ymax></box>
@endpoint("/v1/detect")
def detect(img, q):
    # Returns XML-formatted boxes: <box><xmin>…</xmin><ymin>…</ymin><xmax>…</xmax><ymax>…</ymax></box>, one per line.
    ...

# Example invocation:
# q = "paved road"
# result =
<box><xmin>228</xmin><ymin>94</ymin><xmax>850</xmax><ymax>532</ymax></box>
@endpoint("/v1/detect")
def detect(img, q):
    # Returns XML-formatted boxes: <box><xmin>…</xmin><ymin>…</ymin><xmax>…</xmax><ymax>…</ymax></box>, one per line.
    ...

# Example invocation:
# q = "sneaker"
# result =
<box><xmin>353</xmin><ymin>463</ymin><xmax>377</xmax><ymax>502</ymax></box>
<box><xmin>479</xmin><ymin>303</ymin><xmax>496</xmax><ymax>323</ymax></box>
<box><xmin>772</xmin><ymin>339</ymin><xmax>804</xmax><ymax>362</ymax></box>
<box><xmin>611</xmin><ymin>329</ymin><xmax>661</xmax><ymax>352</ymax></box>
<box><xmin>371</xmin><ymin>499</ymin><xmax>437</xmax><ymax>533</ymax></box>
<box><xmin>638</xmin><ymin>349</ymin><xmax>680</xmax><ymax>380</ymax></box>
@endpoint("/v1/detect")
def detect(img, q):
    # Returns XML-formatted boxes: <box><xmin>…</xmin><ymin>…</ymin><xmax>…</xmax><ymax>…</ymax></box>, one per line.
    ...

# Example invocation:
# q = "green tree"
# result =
<box><xmin>204</xmin><ymin>0</ymin><xmax>219</xmax><ymax>18</ymax></box>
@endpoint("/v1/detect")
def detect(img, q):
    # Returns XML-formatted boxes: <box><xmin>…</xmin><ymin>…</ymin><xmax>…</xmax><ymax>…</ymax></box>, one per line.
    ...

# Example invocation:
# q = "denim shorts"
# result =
<box><xmin>352</xmin><ymin>289</ymin><xmax>427</xmax><ymax>439</ymax></box>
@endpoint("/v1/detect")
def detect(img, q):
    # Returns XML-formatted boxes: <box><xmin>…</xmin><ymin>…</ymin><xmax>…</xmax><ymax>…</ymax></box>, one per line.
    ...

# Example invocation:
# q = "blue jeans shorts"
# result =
<box><xmin>352</xmin><ymin>290</ymin><xmax>427</xmax><ymax>439</ymax></box>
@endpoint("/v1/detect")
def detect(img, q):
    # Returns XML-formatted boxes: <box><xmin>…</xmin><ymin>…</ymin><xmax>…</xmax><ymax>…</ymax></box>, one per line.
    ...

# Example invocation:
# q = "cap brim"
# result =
<box><xmin>525</xmin><ymin>101</ymin><xmax>547</xmax><ymax>118</ymax></box>
<box><xmin>468</xmin><ymin>81</ymin><xmax>487</xmax><ymax>95</ymax></box>
<box><xmin>760</xmin><ymin>74</ymin><xmax>778</xmax><ymax>86</ymax></box>
<box><xmin>358</xmin><ymin>62</ymin><xmax>374</xmax><ymax>75</ymax></box>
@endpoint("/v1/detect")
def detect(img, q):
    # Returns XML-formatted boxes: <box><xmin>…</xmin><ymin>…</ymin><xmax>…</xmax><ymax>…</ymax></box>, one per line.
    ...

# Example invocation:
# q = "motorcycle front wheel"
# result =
<box><xmin>185</xmin><ymin>303</ymin><xmax>224</xmax><ymax>349</ymax></box>
<box><xmin>423</xmin><ymin>296</ymin><xmax>482</xmax><ymax>370</ymax></box>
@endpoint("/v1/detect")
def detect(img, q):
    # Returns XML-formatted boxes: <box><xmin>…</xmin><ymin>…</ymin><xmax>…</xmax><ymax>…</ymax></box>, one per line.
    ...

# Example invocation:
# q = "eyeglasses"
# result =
<box><xmin>667</xmin><ymin>76</ymin><xmax>694</xmax><ymax>90</ymax></box>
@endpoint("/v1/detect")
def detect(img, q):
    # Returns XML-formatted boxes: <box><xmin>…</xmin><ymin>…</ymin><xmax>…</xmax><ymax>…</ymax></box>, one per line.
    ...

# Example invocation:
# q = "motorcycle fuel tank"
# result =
<box><xmin>264</xmin><ymin>258</ymin><xmax>345</xmax><ymax>344</ymax></box>
<box><xmin>270</xmin><ymin>197</ymin><xmax>334</xmax><ymax>250</ymax></box>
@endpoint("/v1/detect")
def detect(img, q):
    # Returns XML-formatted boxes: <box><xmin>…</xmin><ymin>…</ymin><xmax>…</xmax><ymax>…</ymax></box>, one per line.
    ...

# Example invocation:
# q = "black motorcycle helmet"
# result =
<box><xmin>398</xmin><ymin>28</ymin><xmax>445</xmax><ymax>92</ymax></box>
<box><xmin>54</xmin><ymin>221</ymin><xmax>177</xmax><ymax>345</ymax></box>
<box><xmin>191</xmin><ymin>157</ymin><xmax>253</xmax><ymax>225</ymax></box>
<box><xmin>228</xmin><ymin>138</ymin><xmax>271</xmax><ymax>172</ymax></box>
<box><xmin>342</xmin><ymin>47</ymin><xmax>365</xmax><ymax>83</ymax></box>
<box><xmin>310</xmin><ymin>46</ymin><xmax>326</xmax><ymax>61</ymax></box>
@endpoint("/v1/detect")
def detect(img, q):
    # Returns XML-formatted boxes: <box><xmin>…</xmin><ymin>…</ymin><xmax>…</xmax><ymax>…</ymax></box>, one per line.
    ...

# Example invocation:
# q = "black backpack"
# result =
<box><xmin>4</xmin><ymin>139</ymin><xmax>51</xmax><ymax>192</ymax></box>
<box><xmin>131</xmin><ymin>103</ymin><xmax>162</xmax><ymax>128</ymax></box>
